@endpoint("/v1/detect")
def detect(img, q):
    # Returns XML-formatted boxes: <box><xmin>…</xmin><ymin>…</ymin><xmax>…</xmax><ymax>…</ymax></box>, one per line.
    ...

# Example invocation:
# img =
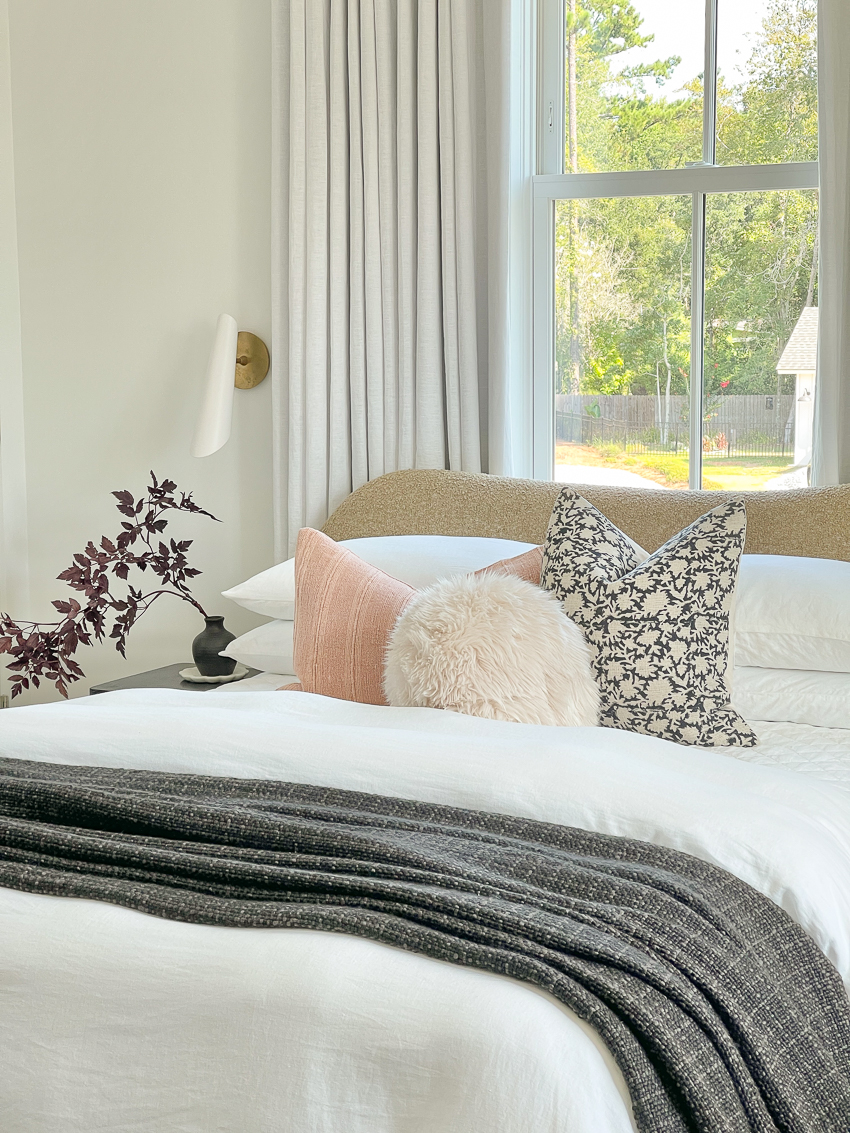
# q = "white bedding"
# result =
<box><xmin>1</xmin><ymin>690</ymin><xmax>849</xmax><ymax>1133</ymax></box>
<box><xmin>220</xmin><ymin>673</ymin><xmax>850</xmax><ymax>789</ymax></box>
<box><xmin>737</xmin><ymin>719</ymin><xmax>850</xmax><ymax>788</ymax></box>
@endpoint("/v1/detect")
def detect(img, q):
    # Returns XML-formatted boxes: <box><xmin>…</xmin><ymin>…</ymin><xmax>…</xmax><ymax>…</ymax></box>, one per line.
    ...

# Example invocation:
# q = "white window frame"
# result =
<box><xmin>532</xmin><ymin>0</ymin><xmax>819</xmax><ymax>486</ymax></box>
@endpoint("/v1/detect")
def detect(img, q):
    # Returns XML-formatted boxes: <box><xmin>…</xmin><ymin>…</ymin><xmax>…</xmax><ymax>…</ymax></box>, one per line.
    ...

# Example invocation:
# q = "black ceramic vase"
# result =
<box><xmin>192</xmin><ymin>616</ymin><xmax>237</xmax><ymax>677</ymax></box>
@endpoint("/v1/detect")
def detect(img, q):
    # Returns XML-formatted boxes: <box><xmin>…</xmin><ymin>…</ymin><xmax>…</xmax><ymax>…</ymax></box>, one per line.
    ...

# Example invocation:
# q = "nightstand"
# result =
<box><xmin>90</xmin><ymin>663</ymin><xmax>260</xmax><ymax>694</ymax></box>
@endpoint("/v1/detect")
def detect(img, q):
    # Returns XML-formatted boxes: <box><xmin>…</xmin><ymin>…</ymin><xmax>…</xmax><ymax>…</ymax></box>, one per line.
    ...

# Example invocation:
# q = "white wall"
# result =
<box><xmin>0</xmin><ymin>0</ymin><xmax>273</xmax><ymax>704</ymax></box>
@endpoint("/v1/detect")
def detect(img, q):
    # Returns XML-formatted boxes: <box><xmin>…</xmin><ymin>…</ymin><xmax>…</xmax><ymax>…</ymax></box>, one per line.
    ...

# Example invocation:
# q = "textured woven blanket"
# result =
<box><xmin>0</xmin><ymin>757</ymin><xmax>848</xmax><ymax>1133</ymax></box>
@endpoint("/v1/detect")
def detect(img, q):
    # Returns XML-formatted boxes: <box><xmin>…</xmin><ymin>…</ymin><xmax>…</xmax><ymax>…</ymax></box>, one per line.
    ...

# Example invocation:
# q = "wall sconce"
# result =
<box><xmin>190</xmin><ymin>314</ymin><xmax>270</xmax><ymax>458</ymax></box>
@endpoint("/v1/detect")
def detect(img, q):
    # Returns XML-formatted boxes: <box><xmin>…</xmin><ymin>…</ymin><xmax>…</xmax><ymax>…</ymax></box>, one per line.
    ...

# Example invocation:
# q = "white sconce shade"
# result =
<box><xmin>190</xmin><ymin>314</ymin><xmax>239</xmax><ymax>458</ymax></box>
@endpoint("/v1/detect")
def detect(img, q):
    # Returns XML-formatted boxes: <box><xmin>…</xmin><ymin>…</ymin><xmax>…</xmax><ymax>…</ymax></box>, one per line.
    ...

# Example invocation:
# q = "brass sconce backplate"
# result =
<box><xmin>235</xmin><ymin>332</ymin><xmax>270</xmax><ymax>389</ymax></box>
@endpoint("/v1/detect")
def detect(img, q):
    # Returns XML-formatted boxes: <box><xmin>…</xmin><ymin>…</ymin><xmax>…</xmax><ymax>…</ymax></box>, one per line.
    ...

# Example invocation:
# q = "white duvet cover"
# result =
<box><xmin>1</xmin><ymin>690</ymin><xmax>849</xmax><ymax>1133</ymax></box>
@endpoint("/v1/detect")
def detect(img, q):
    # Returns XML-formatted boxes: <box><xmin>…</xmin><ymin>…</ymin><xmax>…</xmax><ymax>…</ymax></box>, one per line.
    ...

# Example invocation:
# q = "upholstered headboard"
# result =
<box><xmin>322</xmin><ymin>469</ymin><xmax>850</xmax><ymax>561</ymax></box>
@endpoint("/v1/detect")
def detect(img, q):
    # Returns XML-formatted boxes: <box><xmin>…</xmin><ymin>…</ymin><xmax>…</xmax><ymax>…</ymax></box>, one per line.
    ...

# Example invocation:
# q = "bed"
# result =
<box><xmin>1</xmin><ymin>470</ymin><xmax>849</xmax><ymax>1133</ymax></box>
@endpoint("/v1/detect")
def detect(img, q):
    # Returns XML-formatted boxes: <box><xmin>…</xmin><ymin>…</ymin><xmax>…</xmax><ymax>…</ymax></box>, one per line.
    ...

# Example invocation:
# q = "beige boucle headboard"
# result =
<box><xmin>322</xmin><ymin>469</ymin><xmax>850</xmax><ymax>560</ymax></box>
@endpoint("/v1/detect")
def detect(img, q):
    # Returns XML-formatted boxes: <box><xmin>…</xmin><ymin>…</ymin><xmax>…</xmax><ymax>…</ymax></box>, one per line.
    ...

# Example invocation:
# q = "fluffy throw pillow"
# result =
<box><xmin>384</xmin><ymin>572</ymin><xmax>600</xmax><ymax>727</ymax></box>
<box><xmin>541</xmin><ymin>487</ymin><xmax>756</xmax><ymax>747</ymax></box>
<box><xmin>292</xmin><ymin>528</ymin><xmax>415</xmax><ymax>704</ymax></box>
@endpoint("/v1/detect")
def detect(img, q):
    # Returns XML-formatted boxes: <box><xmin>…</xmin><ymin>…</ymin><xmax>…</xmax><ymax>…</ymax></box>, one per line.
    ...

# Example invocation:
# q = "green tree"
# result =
<box><xmin>555</xmin><ymin>0</ymin><xmax>818</xmax><ymax>410</ymax></box>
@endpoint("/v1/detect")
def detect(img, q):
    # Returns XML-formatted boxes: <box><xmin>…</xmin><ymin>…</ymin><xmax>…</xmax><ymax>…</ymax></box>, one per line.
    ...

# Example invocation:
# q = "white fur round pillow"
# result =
<box><xmin>383</xmin><ymin>572</ymin><xmax>600</xmax><ymax>727</ymax></box>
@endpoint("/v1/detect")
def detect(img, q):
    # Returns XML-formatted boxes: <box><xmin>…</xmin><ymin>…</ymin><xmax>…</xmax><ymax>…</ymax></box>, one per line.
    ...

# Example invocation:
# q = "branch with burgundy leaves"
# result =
<box><xmin>0</xmin><ymin>473</ymin><xmax>219</xmax><ymax>699</ymax></box>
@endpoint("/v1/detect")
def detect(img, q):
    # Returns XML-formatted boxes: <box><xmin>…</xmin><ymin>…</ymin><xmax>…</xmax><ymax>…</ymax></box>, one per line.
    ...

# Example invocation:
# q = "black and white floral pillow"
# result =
<box><xmin>541</xmin><ymin>488</ymin><xmax>756</xmax><ymax>748</ymax></box>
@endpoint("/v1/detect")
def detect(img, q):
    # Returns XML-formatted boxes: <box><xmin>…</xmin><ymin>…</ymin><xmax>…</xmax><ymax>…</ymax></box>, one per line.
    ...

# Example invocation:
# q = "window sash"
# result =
<box><xmin>532</xmin><ymin>0</ymin><xmax>820</xmax><ymax>486</ymax></box>
<box><xmin>534</xmin><ymin>164</ymin><xmax>819</xmax><ymax>200</ymax></box>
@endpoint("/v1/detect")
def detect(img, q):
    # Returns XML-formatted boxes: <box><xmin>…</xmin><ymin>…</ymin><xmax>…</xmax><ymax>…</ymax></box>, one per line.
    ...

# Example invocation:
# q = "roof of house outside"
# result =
<box><xmin>776</xmin><ymin>306</ymin><xmax>818</xmax><ymax>374</ymax></box>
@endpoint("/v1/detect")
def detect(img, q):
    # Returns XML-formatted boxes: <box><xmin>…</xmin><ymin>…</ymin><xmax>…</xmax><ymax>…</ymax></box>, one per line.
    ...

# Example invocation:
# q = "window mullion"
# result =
<box><xmin>690</xmin><ymin>193</ymin><xmax>707</xmax><ymax>490</ymax></box>
<box><xmin>689</xmin><ymin>0</ymin><xmax>719</xmax><ymax>488</ymax></box>
<box><xmin>703</xmin><ymin>0</ymin><xmax>718</xmax><ymax>165</ymax></box>
<box><xmin>532</xmin><ymin>195</ymin><xmax>556</xmax><ymax>478</ymax></box>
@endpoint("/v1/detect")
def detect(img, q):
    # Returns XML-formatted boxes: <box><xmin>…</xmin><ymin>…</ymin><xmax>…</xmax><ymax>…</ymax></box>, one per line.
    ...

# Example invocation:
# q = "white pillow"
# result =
<box><xmin>735</xmin><ymin>555</ymin><xmax>850</xmax><ymax>672</ymax></box>
<box><xmin>222</xmin><ymin>535</ymin><xmax>538</xmax><ymax>620</ymax></box>
<box><xmin>732</xmin><ymin>667</ymin><xmax>850</xmax><ymax>730</ymax></box>
<box><xmin>221</xmin><ymin>620</ymin><xmax>294</xmax><ymax>676</ymax></box>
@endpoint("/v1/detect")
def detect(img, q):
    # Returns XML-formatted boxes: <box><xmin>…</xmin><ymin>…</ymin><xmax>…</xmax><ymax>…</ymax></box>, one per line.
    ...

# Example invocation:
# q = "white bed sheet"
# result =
<box><xmin>738</xmin><ymin>719</ymin><xmax>850</xmax><ymax>789</ymax></box>
<box><xmin>1</xmin><ymin>890</ymin><xmax>631</xmax><ymax>1133</ymax></box>
<box><xmin>1</xmin><ymin>691</ymin><xmax>849</xmax><ymax>1133</ymax></box>
<box><xmin>222</xmin><ymin>674</ymin><xmax>850</xmax><ymax>790</ymax></box>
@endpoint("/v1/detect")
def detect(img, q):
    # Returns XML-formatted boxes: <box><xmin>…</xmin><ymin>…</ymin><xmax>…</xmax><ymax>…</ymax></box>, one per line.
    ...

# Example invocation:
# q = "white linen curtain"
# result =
<box><xmin>812</xmin><ymin>0</ymin><xmax>850</xmax><ymax>485</ymax></box>
<box><xmin>272</xmin><ymin>0</ymin><xmax>518</xmax><ymax>555</ymax></box>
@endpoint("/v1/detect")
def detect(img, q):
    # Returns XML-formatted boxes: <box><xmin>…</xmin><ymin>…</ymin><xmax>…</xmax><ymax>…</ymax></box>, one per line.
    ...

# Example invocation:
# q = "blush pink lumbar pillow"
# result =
<box><xmin>291</xmin><ymin>528</ymin><xmax>415</xmax><ymax>705</ymax></box>
<box><xmin>474</xmin><ymin>545</ymin><xmax>543</xmax><ymax>585</ymax></box>
<box><xmin>383</xmin><ymin>571</ymin><xmax>600</xmax><ymax>727</ymax></box>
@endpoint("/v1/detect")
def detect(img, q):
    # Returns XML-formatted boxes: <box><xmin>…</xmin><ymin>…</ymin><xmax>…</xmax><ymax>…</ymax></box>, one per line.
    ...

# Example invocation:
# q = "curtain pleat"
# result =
<box><xmin>438</xmin><ymin>0</ymin><xmax>462</xmax><ymax>468</ymax></box>
<box><xmin>274</xmin><ymin>0</ymin><xmax>496</xmax><ymax>551</ymax></box>
<box><xmin>327</xmin><ymin>0</ymin><xmax>351</xmax><ymax>510</ymax></box>
<box><xmin>346</xmin><ymin>0</ymin><xmax>368</xmax><ymax>496</ymax></box>
<box><xmin>271</xmin><ymin>1</ymin><xmax>290</xmax><ymax>562</ymax></box>
<box><xmin>445</xmin><ymin>0</ymin><xmax>479</xmax><ymax>470</ymax></box>
<box><xmin>414</xmin><ymin>0</ymin><xmax>446</xmax><ymax>470</ymax></box>
<box><xmin>375</xmin><ymin>0</ymin><xmax>399</xmax><ymax>473</ymax></box>
<box><xmin>359</xmin><ymin>0</ymin><xmax>386</xmax><ymax>480</ymax></box>
<box><xmin>396</xmin><ymin>0</ymin><xmax>418</xmax><ymax>470</ymax></box>
<box><xmin>813</xmin><ymin>0</ymin><xmax>850</xmax><ymax>485</ymax></box>
<box><xmin>284</xmin><ymin>0</ymin><xmax>307</xmax><ymax>537</ymax></box>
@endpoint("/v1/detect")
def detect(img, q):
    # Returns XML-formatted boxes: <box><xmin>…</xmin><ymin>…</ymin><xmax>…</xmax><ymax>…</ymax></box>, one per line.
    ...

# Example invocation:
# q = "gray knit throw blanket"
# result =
<box><xmin>0</xmin><ymin>757</ymin><xmax>848</xmax><ymax>1133</ymax></box>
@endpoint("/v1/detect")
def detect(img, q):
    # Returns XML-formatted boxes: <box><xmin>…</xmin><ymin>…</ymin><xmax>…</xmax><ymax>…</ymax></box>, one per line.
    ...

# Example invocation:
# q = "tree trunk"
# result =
<box><xmin>662</xmin><ymin>318</ymin><xmax>672</xmax><ymax>446</ymax></box>
<box><xmin>655</xmin><ymin>363</ymin><xmax>662</xmax><ymax>441</ymax></box>
<box><xmin>569</xmin><ymin>210</ymin><xmax>580</xmax><ymax>393</ymax></box>
<box><xmin>567</xmin><ymin>0</ymin><xmax>578</xmax><ymax>176</ymax></box>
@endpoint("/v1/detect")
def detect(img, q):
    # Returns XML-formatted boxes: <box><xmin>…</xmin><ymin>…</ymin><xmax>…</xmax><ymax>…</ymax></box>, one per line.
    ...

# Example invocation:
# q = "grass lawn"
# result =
<box><xmin>700</xmin><ymin>457</ymin><xmax>793</xmax><ymax>491</ymax></box>
<box><xmin>555</xmin><ymin>443</ymin><xmax>792</xmax><ymax>491</ymax></box>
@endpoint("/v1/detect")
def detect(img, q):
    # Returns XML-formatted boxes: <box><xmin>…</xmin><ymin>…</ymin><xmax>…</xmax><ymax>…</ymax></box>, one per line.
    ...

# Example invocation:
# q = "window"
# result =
<box><xmin>534</xmin><ymin>0</ymin><xmax>818</xmax><ymax>490</ymax></box>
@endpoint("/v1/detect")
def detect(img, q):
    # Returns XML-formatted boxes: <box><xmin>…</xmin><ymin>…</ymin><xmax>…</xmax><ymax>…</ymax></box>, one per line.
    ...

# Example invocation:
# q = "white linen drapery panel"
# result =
<box><xmin>272</xmin><ymin>0</ymin><xmax>519</xmax><ymax>556</ymax></box>
<box><xmin>813</xmin><ymin>0</ymin><xmax>850</xmax><ymax>485</ymax></box>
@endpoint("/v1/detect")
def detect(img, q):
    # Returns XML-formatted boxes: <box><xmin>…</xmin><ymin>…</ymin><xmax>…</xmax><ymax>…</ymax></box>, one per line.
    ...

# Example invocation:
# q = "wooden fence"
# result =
<box><xmin>555</xmin><ymin>394</ymin><xmax>796</xmax><ymax>456</ymax></box>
